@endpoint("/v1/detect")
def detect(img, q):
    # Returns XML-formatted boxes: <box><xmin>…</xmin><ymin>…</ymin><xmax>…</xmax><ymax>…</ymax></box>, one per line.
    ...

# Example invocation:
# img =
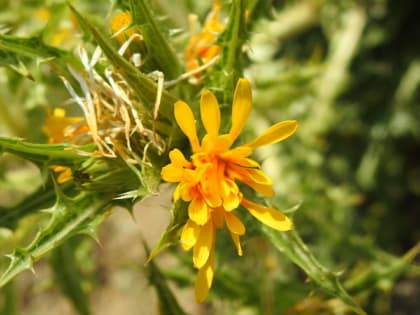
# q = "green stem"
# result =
<box><xmin>0</xmin><ymin>281</ymin><xmax>16</xmax><ymax>315</ymax></box>
<box><xmin>50</xmin><ymin>241</ymin><xmax>92</xmax><ymax>315</ymax></box>
<box><xmin>0</xmin><ymin>181</ymin><xmax>74</xmax><ymax>229</ymax></box>
<box><xmin>264</xmin><ymin>227</ymin><xmax>367</xmax><ymax>315</ymax></box>
<box><xmin>221</xmin><ymin>0</ymin><xmax>246</xmax><ymax>105</ymax></box>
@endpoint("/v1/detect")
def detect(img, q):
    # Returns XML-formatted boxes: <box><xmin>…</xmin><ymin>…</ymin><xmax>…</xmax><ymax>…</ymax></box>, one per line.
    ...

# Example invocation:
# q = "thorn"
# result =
<box><xmin>5</xmin><ymin>254</ymin><xmax>15</xmax><ymax>262</ymax></box>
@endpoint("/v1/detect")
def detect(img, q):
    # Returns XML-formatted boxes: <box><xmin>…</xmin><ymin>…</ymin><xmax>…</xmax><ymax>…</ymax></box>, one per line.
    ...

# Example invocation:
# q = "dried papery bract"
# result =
<box><xmin>58</xmin><ymin>46</ymin><xmax>165</xmax><ymax>162</ymax></box>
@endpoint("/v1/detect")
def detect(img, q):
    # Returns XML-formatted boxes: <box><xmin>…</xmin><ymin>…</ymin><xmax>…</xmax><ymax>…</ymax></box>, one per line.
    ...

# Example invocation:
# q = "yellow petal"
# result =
<box><xmin>220</xmin><ymin>178</ymin><xmax>240</xmax><ymax>211</ymax></box>
<box><xmin>240</xmin><ymin>158</ymin><xmax>261</xmax><ymax>168</ymax></box>
<box><xmin>161</xmin><ymin>165</ymin><xmax>183</xmax><ymax>182</ymax></box>
<box><xmin>56</xmin><ymin>167</ymin><xmax>73</xmax><ymax>184</ymax></box>
<box><xmin>227</xmin><ymin>167</ymin><xmax>274</xmax><ymax>197</ymax></box>
<box><xmin>180</xmin><ymin>219</ymin><xmax>200</xmax><ymax>251</ymax></box>
<box><xmin>193</xmin><ymin>221</ymin><xmax>214</xmax><ymax>268</ymax></box>
<box><xmin>200</xmin><ymin>90</ymin><xmax>220</xmax><ymax>138</ymax></box>
<box><xmin>220</xmin><ymin>178</ymin><xmax>234</xmax><ymax>197</ymax></box>
<box><xmin>173</xmin><ymin>184</ymin><xmax>181</xmax><ymax>201</ymax></box>
<box><xmin>188</xmin><ymin>198</ymin><xmax>209</xmax><ymax>225</ymax></box>
<box><xmin>246</xmin><ymin>182</ymin><xmax>274</xmax><ymax>197</ymax></box>
<box><xmin>241</xmin><ymin>198</ymin><xmax>293</xmax><ymax>231</ymax></box>
<box><xmin>220</xmin><ymin>146</ymin><xmax>253</xmax><ymax>161</ymax></box>
<box><xmin>42</xmin><ymin>108</ymin><xmax>83</xmax><ymax>143</ymax></box>
<box><xmin>229</xmin><ymin>78</ymin><xmax>252</xmax><ymax>141</ymax></box>
<box><xmin>169</xmin><ymin>149</ymin><xmax>191</xmax><ymax>168</ymax></box>
<box><xmin>174</xmin><ymin>101</ymin><xmax>200</xmax><ymax>152</ymax></box>
<box><xmin>223</xmin><ymin>191</ymin><xmax>241</xmax><ymax>211</ymax></box>
<box><xmin>229</xmin><ymin>232</ymin><xmax>243</xmax><ymax>256</ymax></box>
<box><xmin>53</xmin><ymin>108</ymin><xmax>65</xmax><ymax>117</ymax></box>
<box><xmin>244</xmin><ymin>120</ymin><xmax>298</xmax><ymax>149</ymax></box>
<box><xmin>203</xmin><ymin>134</ymin><xmax>232</xmax><ymax>152</ymax></box>
<box><xmin>199</xmin><ymin>162</ymin><xmax>221</xmax><ymax>205</ymax></box>
<box><xmin>194</xmin><ymin>246</ymin><xmax>215</xmax><ymax>303</ymax></box>
<box><xmin>246</xmin><ymin>168</ymin><xmax>273</xmax><ymax>185</ymax></box>
<box><xmin>224</xmin><ymin>212</ymin><xmax>245</xmax><ymax>235</ymax></box>
<box><xmin>110</xmin><ymin>12</ymin><xmax>137</xmax><ymax>45</ymax></box>
<box><xmin>212</xmin><ymin>207</ymin><xmax>225</xmax><ymax>228</ymax></box>
<box><xmin>205</xmin><ymin>0</ymin><xmax>222</xmax><ymax>31</ymax></box>
<box><xmin>179</xmin><ymin>181</ymin><xmax>197</xmax><ymax>201</ymax></box>
<box><xmin>183</xmin><ymin>168</ymin><xmax>199</xmax><ymax>183</ymax></box>
<box><xmin>203</xmin><ymin>190</ymin><xmax>222</xmax><ymax>208</ymax></box>
<box><xmin>110</xmin><ymin>12</ymin><xmax>131</xmax><ymax>34</ymax></box>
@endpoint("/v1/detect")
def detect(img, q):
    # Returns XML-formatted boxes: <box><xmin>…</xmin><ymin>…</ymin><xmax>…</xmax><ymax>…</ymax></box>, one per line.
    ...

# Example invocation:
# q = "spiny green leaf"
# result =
<box><xmin>0</xmin><ymin>50</ymin><xmax>33</xmax><ymax>79</ymax></box>
<box><xmin>343</xmin><ymin>238</ymin><xmax>420</xmax><ymax>294</ymax></box>
<box><xmin>0</xmin><ymin>178</ymin><xmax>75</xmax><ymax>229</ymax></box>
<box><xmin>0</xmin><ymin>33</ymin><xmax>81</xmax><ymax>72</ymax></box>
<box><xmin>78</xmin><ymin>157</ymin><xmax>142</xmax><ymax>196</ymax></box>
<box><xmin>147</xmin><ymin>200</ymin><xmax>188</xmax><ymax>263</ymax></box>
<box><xmin>263</xmin><ymin>227</ymin><xmax>366</xmax><ymax>315</ymax></box>
<box><xmin>138</xmin><ymin>162</ymin><xmax>161</xmax><ymax>194</ymax></box>
<box><xmin>114</xmin><ymin>161</ymin><xmax>161</xmax><ymax>201</ymax></box>
<box><xmin>0</xmin><ymin>191</ymin><xmax>110</xmax><ymax>288</ymax></box>
<box><xmin>0</xmin><ymin>137</ymin><xmax>93</xmax><ymax>166</ymax></box>
<box><xmin>0</xmin><ymin>34</ymin><xmax>67</xmax><ymax>60</ymax></box>
<box><xmin>129</xmin><ymin>0</ymin><xmax>182</xmax><ymax>79</ymax></box>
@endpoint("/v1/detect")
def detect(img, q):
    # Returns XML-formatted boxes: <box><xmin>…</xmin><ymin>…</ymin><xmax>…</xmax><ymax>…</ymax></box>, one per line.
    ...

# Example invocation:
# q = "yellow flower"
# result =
<box><xmin>42</xmin><ymin>108</ymin><xmax>87</xmax><ymax>183</ymax></box>
<box><xmin>50</xmin><ymin>165</ymin><xmax>74</xmax><ymax>184</ymax></box>
<box><xmin>161</xmin><ymin>78</ymin><xmax>298</xmax><ymax>302</ymax></box>
<box><xmin>185</xmin><ymin>0</ymin><xmax>224</xmax><ymax>77</ymax></box>
<box><xmin>42</xmin><ymin>108</ymin><xmax>86</xmax><ymax>144</ymax></box>
<box><xmin>110</xmin><ymin>11</ymin><xmax>137</xmax><ymax>45</ymax></box>
<box><xmin>35</xmin><ymin>8</ymin><xmax>80</xmax><ymax>48</ymax></box>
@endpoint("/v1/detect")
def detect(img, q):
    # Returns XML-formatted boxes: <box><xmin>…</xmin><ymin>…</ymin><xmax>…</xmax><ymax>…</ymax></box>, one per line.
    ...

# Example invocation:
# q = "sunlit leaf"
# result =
<box><xmin>0</xmin><ymin>191</ymin><xmax>111</xmax><ymax>288</ymax></box>
<box><xmin>263</xmin><ymin>227</ymin><xmax>366</xmax><ymax>315</ymax></box>
<box><xmin>129</xmin><ymin>0</ymin><xmax>182</xmax><ymax>79</ymax></box>
<box><xmin>147</xmin><ymin>200</ymin><xmax>188</xmax><ymax>262</ymax></box>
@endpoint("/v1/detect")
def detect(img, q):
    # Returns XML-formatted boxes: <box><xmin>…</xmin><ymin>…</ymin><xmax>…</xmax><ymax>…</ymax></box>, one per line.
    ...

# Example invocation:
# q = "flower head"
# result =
<box><xmin>184</xmin><ymin>0</ymin><xmax>224</xmax><ymax>78</ymax></box>
<box><xmin>161</xmin><ymin>78</ymin><xmax>298</xmax><ymax>302</ymax></box>
<box><xmin>110</xmin><ymin>12</ymin><xmax>134</xmax><ymax>43</ymax></box>
<box><xmin>42</xmin><ymin>107</ymin><xmax>86</xmax><ymax>144</ymax></box>
<box><xmin>42</xmin><ymin>108</ymin><xmax>87</xmax><ymax>183</ymax></box>
<box><xmin>110</xmin><ymin>12</ymin><xmax>141</xmax><ymax>45</ymax></box>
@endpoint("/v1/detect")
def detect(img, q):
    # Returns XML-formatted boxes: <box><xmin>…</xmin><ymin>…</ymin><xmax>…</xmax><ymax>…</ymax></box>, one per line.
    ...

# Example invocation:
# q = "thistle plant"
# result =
<box><xmin>0</xmin><ymin>1</ymin><xmax>419</xmax><ymax>314</ymax></box>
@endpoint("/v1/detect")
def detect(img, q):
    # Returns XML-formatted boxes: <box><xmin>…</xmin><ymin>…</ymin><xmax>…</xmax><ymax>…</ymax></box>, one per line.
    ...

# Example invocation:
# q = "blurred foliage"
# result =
<box><xmin>0</xmin><ymin>0</ymin><xmax>419</xmax><ymax>314</ymax></box>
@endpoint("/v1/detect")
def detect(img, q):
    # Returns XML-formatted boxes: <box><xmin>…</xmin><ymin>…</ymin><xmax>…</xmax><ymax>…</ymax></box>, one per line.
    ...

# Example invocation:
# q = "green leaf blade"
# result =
<box><xmin>263</xmin><ymin>227</ymin><xmax>367</xmax><ymax>315</ymax></box>
<box><xmin>0</xmin><ymin>192</ymin><xmax>110</xmax><ymax>288</ymax></box>
<box><xmin>129</xmin><ymin>0</ymin><xmax>182</xmax><ymax>79</ymax></box>
<box><xmin>0</xmin><ymin>137</ymin><xmax>92</xmax><ymax>165</ymax></box>
<box><xmin>67</xmin><ymin>4</ymin><xmax>177</xmax><ymax>122</ymax></box>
